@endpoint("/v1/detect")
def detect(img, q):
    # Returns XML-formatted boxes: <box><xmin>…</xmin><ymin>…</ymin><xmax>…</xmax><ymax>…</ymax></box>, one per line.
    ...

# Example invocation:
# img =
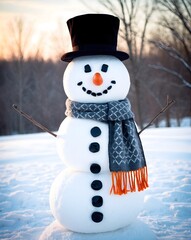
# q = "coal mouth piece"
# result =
<box><xmin>77</xmin><ymin>80</ymin><xmax>116</xmax><ymax>97</ymax></box>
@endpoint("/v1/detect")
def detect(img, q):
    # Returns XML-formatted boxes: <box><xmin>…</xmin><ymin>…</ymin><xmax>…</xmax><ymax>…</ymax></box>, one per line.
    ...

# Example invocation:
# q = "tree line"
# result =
<box><xmin>0</xmin><ymin>0</ymin><xmax>190</xmax><ymax>135</ymax></box>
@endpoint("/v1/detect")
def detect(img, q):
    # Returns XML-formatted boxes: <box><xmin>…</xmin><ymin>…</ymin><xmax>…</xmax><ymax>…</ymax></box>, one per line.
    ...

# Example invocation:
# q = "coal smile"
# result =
<box><xmin>77</xmin><ymin>80</ymin><xmax>116</xmax><ymax>97</ymax></box>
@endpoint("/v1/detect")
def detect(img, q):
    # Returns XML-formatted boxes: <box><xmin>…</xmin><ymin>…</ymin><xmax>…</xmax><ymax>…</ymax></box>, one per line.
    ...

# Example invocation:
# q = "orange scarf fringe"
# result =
<box><xmin>110</xmin><ymin>166</ymin><xmax>149</xmax><ymax>195</ymax></box>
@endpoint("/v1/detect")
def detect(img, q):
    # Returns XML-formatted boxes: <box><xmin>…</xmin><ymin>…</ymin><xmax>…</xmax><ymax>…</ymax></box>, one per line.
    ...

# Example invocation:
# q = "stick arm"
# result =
<box><xmin>138</xmin><ymin>96</ymin><xmax>175</xmax><ymax>135</ymax></box>
<box><xmin>12</xmin><ymin>104</ymin><xmax>57</xmax><ymax>138</ymax></box>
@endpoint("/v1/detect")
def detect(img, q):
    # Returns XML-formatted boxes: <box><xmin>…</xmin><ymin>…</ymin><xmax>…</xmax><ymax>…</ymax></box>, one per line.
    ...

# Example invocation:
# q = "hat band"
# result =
<box><xmin>73</xmin><ymin>44</ymin><xmax>116</xmax><ymax>52</ymax></box>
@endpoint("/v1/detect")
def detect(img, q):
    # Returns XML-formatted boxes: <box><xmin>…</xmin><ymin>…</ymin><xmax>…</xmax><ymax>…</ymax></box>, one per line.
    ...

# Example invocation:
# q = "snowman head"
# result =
<box><xmin>63</xmin><ymin>55</ymin><xmax>130</xmax><ymax>103</ymax></box>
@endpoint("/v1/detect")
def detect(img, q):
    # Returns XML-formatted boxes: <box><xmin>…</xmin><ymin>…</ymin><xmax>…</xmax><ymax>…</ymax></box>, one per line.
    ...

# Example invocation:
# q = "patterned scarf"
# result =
<box><xmin>66</xmin><ymin>98</ymin><xmax>148</xmax><ymax>195</ymax></box>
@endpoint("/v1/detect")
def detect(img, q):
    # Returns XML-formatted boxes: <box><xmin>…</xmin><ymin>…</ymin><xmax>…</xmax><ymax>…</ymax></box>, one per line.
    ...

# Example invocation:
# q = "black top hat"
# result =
<box><xmin>61</xmin><ymin>14</ymin><xmax>129</xmax><ymax>62</ymax></box>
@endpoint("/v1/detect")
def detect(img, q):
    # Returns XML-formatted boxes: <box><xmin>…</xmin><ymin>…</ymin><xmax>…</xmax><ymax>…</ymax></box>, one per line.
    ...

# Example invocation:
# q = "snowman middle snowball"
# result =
<box><xmin>63</xmin><ymin>55</ymin><xmax>130</xmax><ymax>103</ymax></box>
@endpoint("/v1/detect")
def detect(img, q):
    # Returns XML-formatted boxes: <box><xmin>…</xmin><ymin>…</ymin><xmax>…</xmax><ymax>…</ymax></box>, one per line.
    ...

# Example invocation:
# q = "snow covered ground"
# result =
<box><xmin>0</xmin><ymin>127</ymin><xmax>191</xmax><ymax>240</ymax></box>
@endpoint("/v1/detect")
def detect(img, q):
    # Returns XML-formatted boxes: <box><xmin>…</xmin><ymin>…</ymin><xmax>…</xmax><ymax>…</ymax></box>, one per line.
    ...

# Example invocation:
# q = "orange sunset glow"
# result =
<box><xmin>0</xmin><ymin>0</ymin><xmax>103</xmax><ymax>60</ymax></box>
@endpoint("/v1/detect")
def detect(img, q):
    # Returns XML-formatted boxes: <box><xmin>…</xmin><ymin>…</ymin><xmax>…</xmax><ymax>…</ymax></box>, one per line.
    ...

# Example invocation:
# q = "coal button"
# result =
<box><xmin>91</xmin><ymin>180</ymin><xmax>102</xmax><ymax>190</ymax></box>
<box><xmin>89</xmin><ymin>142</ymin><xmax>100</xmax><ymax>153</ymax></box>
<box><xmin>90</xmin><ymin>164</ymin><xmax>101</xmax><ymax>174</ymax></box>
<box><xmin>90</xmin><ymin>127</ymin><xmax>101</xmax><ymax>137</ymax></box>
<box><xmin>91</xmin><ymin>212</ymin><xmax>103</xmax><ymax>223</ymax></box>
<box><xmin>92</xmin><ymin>196</ymin><xmax>103</xmax><ymax>207</ymax></box>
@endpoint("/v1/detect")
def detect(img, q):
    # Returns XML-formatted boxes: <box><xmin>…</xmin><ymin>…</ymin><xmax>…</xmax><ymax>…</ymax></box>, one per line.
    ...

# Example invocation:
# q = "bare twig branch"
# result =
<box><xmin>138</xmin><ymin>96</ymin><xmax>175</xmax><ymax>134</ymax></box>
<box><xmin>182</xmin><ymin>0</ymin><xmax>191</xmax><ymax>18</ymax></box>
<box><xmin>150</xmin><ymin>41</ymin><xmax>191</xmax><ymax>73</ymax></box>
<box><xmin>160</xmin><ymin>16</ymin><xmax>190</xmax><ymax>58</ymax></box>
<box><xmin>149</xmin><ymin>63</ymin><xmax>191</xmax><ymax>88</ymax></box>
<box><xmin>12</xmin><ymin>104</ymin><xmax>57</xmax><ymax>138</ymax></box>
<box><xmin>159</xmin><ymin>0</ymin><xmax>191</xmax><ymax>34</ymax></box>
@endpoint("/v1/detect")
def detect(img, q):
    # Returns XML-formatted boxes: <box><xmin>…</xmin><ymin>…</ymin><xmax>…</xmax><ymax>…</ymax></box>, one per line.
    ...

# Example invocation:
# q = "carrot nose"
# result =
<box><xmin>92</xmin><ymin>72</ymin><xmax>103</xmax><ymax>86</ymax></box>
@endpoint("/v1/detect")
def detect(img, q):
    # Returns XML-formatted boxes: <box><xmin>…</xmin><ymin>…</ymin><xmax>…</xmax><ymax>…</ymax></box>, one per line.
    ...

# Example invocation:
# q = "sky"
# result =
<box><xmin>0</xmin><ymin>0</ymin><xmax>97</xmax><ymax>19</ymax></box>
<box><xmin>0</xmin><ymin>0</ymin><xmax>108</xmax><ymax>60</ymax></box>
<box><xmin>0</xmin><ymin>0</ymin><xmax>156</xmax><ymax>60</ymax></box>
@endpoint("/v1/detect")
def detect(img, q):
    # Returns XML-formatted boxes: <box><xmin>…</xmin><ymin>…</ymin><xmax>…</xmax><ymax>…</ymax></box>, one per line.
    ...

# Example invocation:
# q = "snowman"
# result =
<box><xmin>49</xmin><ymin>14</ymin><xmax>148</xmax><ymax>234</ymax></box>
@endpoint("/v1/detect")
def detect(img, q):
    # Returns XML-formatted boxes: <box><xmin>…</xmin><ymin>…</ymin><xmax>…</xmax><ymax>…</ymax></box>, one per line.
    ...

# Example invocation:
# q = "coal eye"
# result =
<box><xmin>101</xmin><ymin>64</ymin><xmax>108</xmax><ymax>72</ymax></box>
<box><xmin>84</xmin><ymin>64</ymin><xmax>91</xmax><ymax>73</ymax></box>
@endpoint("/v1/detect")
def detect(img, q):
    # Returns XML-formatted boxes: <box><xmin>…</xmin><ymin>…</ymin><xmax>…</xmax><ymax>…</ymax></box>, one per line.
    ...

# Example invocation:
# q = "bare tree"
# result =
<box><xmin>0</xmin><ymin>17</ymin><xmax>69</xmax><ymax>135</ymax></box>
<box><xmin>150</xmin><ymin>0</ymin><xmax>191</xmax><ymax>88</ymax></box>
<box><xmin>2</xmin><ymin>18</ymin><xmax>44</xmax><ymax>133</ymax></box>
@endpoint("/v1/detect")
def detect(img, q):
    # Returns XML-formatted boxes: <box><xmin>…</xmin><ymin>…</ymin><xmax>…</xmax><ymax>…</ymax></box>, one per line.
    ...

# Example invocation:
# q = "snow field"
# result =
<box><xmin>0</xmin><ymin>127</ymin><xmax>191</xmax><ymax>239</ymax></box>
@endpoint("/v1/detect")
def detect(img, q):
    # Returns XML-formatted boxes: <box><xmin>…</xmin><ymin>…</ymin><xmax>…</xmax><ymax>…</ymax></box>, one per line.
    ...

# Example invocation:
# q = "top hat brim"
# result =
<box><xmin>61</xmin><ymin>50</ymin><xmax>129</xmax><ymax>62</ymax></box>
